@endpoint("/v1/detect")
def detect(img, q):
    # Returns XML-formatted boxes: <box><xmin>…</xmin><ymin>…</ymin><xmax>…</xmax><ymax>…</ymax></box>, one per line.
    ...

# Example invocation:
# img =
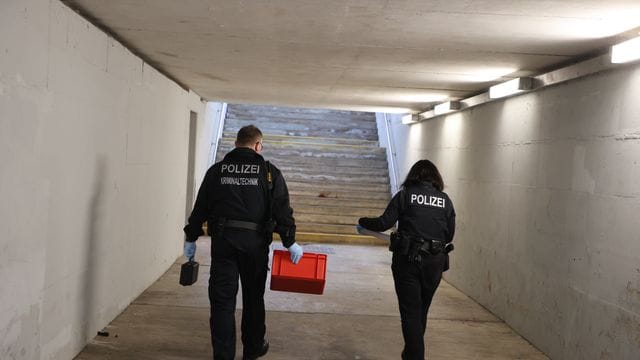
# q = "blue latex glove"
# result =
<box><xmin>287</xmin><ymin>243</ymin><xmax>303</xmax><ymax>264</ymax></box>
<box><xmin>184</xmin><ymin>241</ymin><xmax>196</xmax><ymax>261</ymax></box>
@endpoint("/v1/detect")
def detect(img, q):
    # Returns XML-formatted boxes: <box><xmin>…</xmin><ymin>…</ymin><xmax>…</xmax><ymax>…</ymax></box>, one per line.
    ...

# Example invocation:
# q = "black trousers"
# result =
<box><xmin>391</xmin><ymin>252</ymin><xmax>446</xmax><ymax>360</ymax></box>
<box><xmin>209</xmin><ymin>230</ymin><xmax>269</xmax><ymax>360</ymax></box>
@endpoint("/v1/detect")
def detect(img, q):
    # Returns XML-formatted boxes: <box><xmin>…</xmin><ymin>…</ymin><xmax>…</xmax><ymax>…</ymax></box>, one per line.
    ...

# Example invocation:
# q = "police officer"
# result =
<box><xmin>183</xmin><ymin>125</ymin><xmax>303</xmax><ymax>360</ymax></box>
<box><xmin>358</xmin><ymin>159</ymin><xmax>455</xmax><ymax>360</ymax></box>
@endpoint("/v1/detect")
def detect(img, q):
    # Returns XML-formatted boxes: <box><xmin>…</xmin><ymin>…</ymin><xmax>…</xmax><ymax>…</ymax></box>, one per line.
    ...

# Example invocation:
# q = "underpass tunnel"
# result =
<box><xmin>1</xmin><ymin>1</ymin><xmax>639</xmax><ymax>359</ymax></box>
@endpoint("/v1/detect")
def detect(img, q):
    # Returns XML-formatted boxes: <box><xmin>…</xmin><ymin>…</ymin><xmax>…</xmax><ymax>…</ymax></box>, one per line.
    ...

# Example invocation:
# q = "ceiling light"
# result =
<box><xmin>611</xmin><ymin>36</ymin><xmax>640</xmax><ymax>64</ymax></box>
<box><xmin>433</xmin><ymin>101</ymin><xmax>461</xmax><ymax>115</ymax></box>
<box><xmin>401</xmin><ymin>114</ymin><xmax>420</xmax><ymax>125</ymax></box>
<box><xmin>489</xmin><ymin>77</ymin><xmax>533</xmax><ymax>99</ymax></box>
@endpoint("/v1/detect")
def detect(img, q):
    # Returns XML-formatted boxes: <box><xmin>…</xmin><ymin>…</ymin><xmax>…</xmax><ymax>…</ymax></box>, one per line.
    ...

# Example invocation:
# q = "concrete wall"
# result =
<box><xmin>386</xmin><ymin>63</ymin><xmax>640</xmax><ymax>359</ymax></box>
<box><xmin>0</xmin><ymin>1</ymin><xmax>212</xmax><ymax>359</ymax></box>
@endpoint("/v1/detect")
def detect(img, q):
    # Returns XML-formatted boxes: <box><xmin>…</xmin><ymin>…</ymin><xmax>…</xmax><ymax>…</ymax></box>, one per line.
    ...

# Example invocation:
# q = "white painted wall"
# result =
<box><xmin>0</xmin><ymin>1</ymin><xmax>216</xmax><ymax>359</ymax></box>
<box><xmin>386</xmin><ymin>63</ymin><xmax>640</xmax><ymax>359</ymax></box>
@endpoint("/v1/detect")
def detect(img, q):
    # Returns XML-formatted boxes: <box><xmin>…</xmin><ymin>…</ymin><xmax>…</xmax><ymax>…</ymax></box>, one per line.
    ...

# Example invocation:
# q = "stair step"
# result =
<box><xmin>227</xmin><ymin>103</ymin><xmax>375</xmax><ymax>117</ymax></box>
<box><xmin>217</xmin><ymin>146</ymin><xmax>386</xmax><ymax>161</ymax></box>
<box><xmin>225</xmin><ymin>114</ymin><xmax>377</xmax><ymax>131</ymax></box>
<box><xmin>272</xmin><ymin>157</ymin><xmax>388</xmax><ymax>169</ymax></box>
<box><xmin>218</xmin><ymin>142</ymin><xmax>385</xmax><ymax>158</ymax></box>
<box><xmin>217</xmin><ymin>153</ymin><xmax>389</xmax><ymax>169</ymax></box>
<box><xmin>223</xmin><ymin>132</ymin><xmax>380</xmax><ymax>147</ymax></box>
<box><xmin>289</xmin><ymin>188</ymin><xmax>390</xmax><ymax>201</ymax></box>
<box><xmin>224</xmin><ymin>122</ymin><xmax>378</xmax><ymax>141</ymax></box>
<box><xmin>284</xmin><ymin>174</ymin><xmax>389</xmax><ymax>186</ymax></box>
<box><xmin>220</xmin><ymin>138</ymin><xmax>381</xmax><ymax>152</ymax></box>
<box><xmin>226</xmin><ymin>106</ymin><xmax>377</xmax><ymax>125</ymax></box>
<box><xmin>277</xmin><ymin>163</ymin><xmax>389</xmax><ymax>177</ymax></box>
<box><xmin>293</xmin><ymin>232</ymin><xmax>387</xmax><ymax>245</ymax></box>
<box><xmin>286</xmin><ymin>180</ymin><xmax>389</xmax><ymax>194</ymax></box>
<box><xmin>296</xmin><ymin>213</ymin><xmax>374</xmax><ymax>226</ymax></box>
<box><xmin>290</xmin><ymin>195</ymin><xmax>389</xmax><ymax>209</ymax></box>
<box><xmin>296</xmin><ymin>222</ymin><xmax>363</xmax><ymax>235</ymax></box>
<box><xmin>294</xmin><ymin>204</ymin><xmax>384</xmax><ymax>217</ymax></box>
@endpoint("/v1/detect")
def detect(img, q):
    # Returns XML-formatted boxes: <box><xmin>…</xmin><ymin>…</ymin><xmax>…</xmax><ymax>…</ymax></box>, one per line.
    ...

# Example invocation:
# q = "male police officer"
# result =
<box><xmin>183</xmin><ymin>125</ymin><xmax>303</xmax><ymax>360</ymax></box>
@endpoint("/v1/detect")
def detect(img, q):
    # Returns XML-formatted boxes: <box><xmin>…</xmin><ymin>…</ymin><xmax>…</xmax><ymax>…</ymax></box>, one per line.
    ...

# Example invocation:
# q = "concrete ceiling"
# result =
<box><xmin>61</xmin><ymin>0</ymin><xmax>640</xmax><ymax>113</ymax></box>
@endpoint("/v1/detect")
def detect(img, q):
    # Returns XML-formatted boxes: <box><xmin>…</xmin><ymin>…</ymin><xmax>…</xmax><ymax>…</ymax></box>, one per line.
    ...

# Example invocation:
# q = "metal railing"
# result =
<box><xmin>208</xmin><ymin>102</ymin><xmax>228</xmax><ymax>166</ymax></box>
<box><xmin>382</xmin><ymin>112</ymin><xmax>400</xmax><ymax>195</ymax></box>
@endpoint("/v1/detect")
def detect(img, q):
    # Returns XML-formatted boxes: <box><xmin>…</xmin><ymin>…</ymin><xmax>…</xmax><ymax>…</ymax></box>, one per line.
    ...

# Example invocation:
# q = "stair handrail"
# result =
<box><xmin>382</xmin><ymin>112</ymin><xmax>400</xmax><ymax>195</ymax></box>
<box><xmin>208</xmin><ymin>102</ymin><xmax>228</xmax><ymax>166</ymax></box>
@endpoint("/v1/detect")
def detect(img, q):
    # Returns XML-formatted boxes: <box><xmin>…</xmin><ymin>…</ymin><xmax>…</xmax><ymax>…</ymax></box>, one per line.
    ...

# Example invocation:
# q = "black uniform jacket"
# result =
<box><xmin>359</xmin><ymin>182</ymin><xmax>455</xmax><ymax>244</ymax></box>
<box><xmin>183</xmin><ymin>147</ymin><xmax>296</xmax><ymax>247</ymax></box>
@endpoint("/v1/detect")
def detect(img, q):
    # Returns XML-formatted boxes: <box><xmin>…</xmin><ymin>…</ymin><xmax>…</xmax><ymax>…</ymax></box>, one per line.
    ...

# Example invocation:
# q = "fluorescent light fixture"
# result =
<box><xmin>611</xmin><ymin>36</ymin><xmax>640</xmax><ymax>64</ymax></box>
<box><xmin>555</xmin><ymin>18</ymin><xmax>639</xmax><ymax>39</ymax></box>
<box><xmin>433</xmin><ymin>101</ymin><xmax>461</xmax><ymax>115</ymax></box>
<box><xmin>401</xmin><ymin>114</ymin><xmax>420</xmax><ymax>125</ymax></box>
<box><xmin>489</xmin><ymin>77</ymin><xmax>533</xmax><ymax>99</ymax></box>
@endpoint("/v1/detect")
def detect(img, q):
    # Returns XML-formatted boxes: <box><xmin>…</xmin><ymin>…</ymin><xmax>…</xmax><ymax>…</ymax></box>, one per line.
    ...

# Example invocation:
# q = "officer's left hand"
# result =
<box><xmin>184</xmin><ymin>241</ymin><xmax>196</xmax><ymax>261</ymax></box>
<box><xmin>287</xmin><ymin>243</ymin><xmax>303</xmax><ymax>264</ymax></box>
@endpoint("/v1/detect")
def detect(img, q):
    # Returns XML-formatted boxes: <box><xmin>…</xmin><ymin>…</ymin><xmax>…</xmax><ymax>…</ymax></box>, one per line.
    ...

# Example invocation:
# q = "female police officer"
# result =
<box><xmin>358</xmin><ymin>159</ymin><xmax>455</xmax><ymax>360</ymax></box>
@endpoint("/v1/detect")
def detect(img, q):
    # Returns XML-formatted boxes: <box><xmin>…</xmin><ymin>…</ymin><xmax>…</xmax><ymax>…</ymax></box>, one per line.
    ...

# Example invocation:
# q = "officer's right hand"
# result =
<box><xmin>287</xmin><ymin>243</ymin><xmax>303</xmax><ymax>264</ymax></box>
<box><xmin>184</xmin><ymin>241</ymin><xmax>196</xmax><ymax>261</ymax></box>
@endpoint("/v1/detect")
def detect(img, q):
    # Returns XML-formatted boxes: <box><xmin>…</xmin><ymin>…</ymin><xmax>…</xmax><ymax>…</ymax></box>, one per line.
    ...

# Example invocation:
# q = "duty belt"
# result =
<box><xmin>224</xmin><ymin>219</ymin><xmax>263</xmax><ymax>232</ymax></box>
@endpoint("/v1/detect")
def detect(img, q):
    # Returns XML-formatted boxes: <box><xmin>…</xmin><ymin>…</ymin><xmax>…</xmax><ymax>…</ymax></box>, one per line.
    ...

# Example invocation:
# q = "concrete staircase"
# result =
<box><xmin>217</xmin><ymin>104</ymin><xmax>391</xmax><ymax>244</ymax></box>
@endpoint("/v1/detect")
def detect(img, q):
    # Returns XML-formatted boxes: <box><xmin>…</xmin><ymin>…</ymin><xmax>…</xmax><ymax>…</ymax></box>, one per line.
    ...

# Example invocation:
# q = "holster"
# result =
<box><xmin>389</xmin><ymin>231</ymin><xmax>398</xmax><ymax>252</ymax></box>
<box><xmin>444</xmin><ymin>242</ymin><xmax>454</xmax><ymax>254</ymax></box>
<box><xmin>390</xmin><ymin>231</ymin><xmax>421</xmax><ymax>264</ymax></box>
<box><xmin>389</xmin><ymin>231</ymin><xmax>410</xmax><ymax>254</ymax></box>
<box><xmin>420</xmin><ymin>239</ymin><xmax>445</xmax><ymax>256</ymax></box>
<box><xmin>407</xmin><ymin>237</ymin><xmax>424</xmax><ymax>264</ymax></box>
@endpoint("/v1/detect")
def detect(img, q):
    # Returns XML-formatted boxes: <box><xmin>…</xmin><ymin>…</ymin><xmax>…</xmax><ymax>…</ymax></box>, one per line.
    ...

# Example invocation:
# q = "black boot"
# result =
<box><xmin>243</xmin><ymin>339</ymin><xmax>269</xmax><ymax>360</ymax></box>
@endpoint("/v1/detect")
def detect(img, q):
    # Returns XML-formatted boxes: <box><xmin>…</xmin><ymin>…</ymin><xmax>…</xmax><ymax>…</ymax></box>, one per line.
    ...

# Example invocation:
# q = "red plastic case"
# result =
<box><xmin>270</xmin><ymin>250</ymin><xmax>327</xmax><ymax>295</ymax></box>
